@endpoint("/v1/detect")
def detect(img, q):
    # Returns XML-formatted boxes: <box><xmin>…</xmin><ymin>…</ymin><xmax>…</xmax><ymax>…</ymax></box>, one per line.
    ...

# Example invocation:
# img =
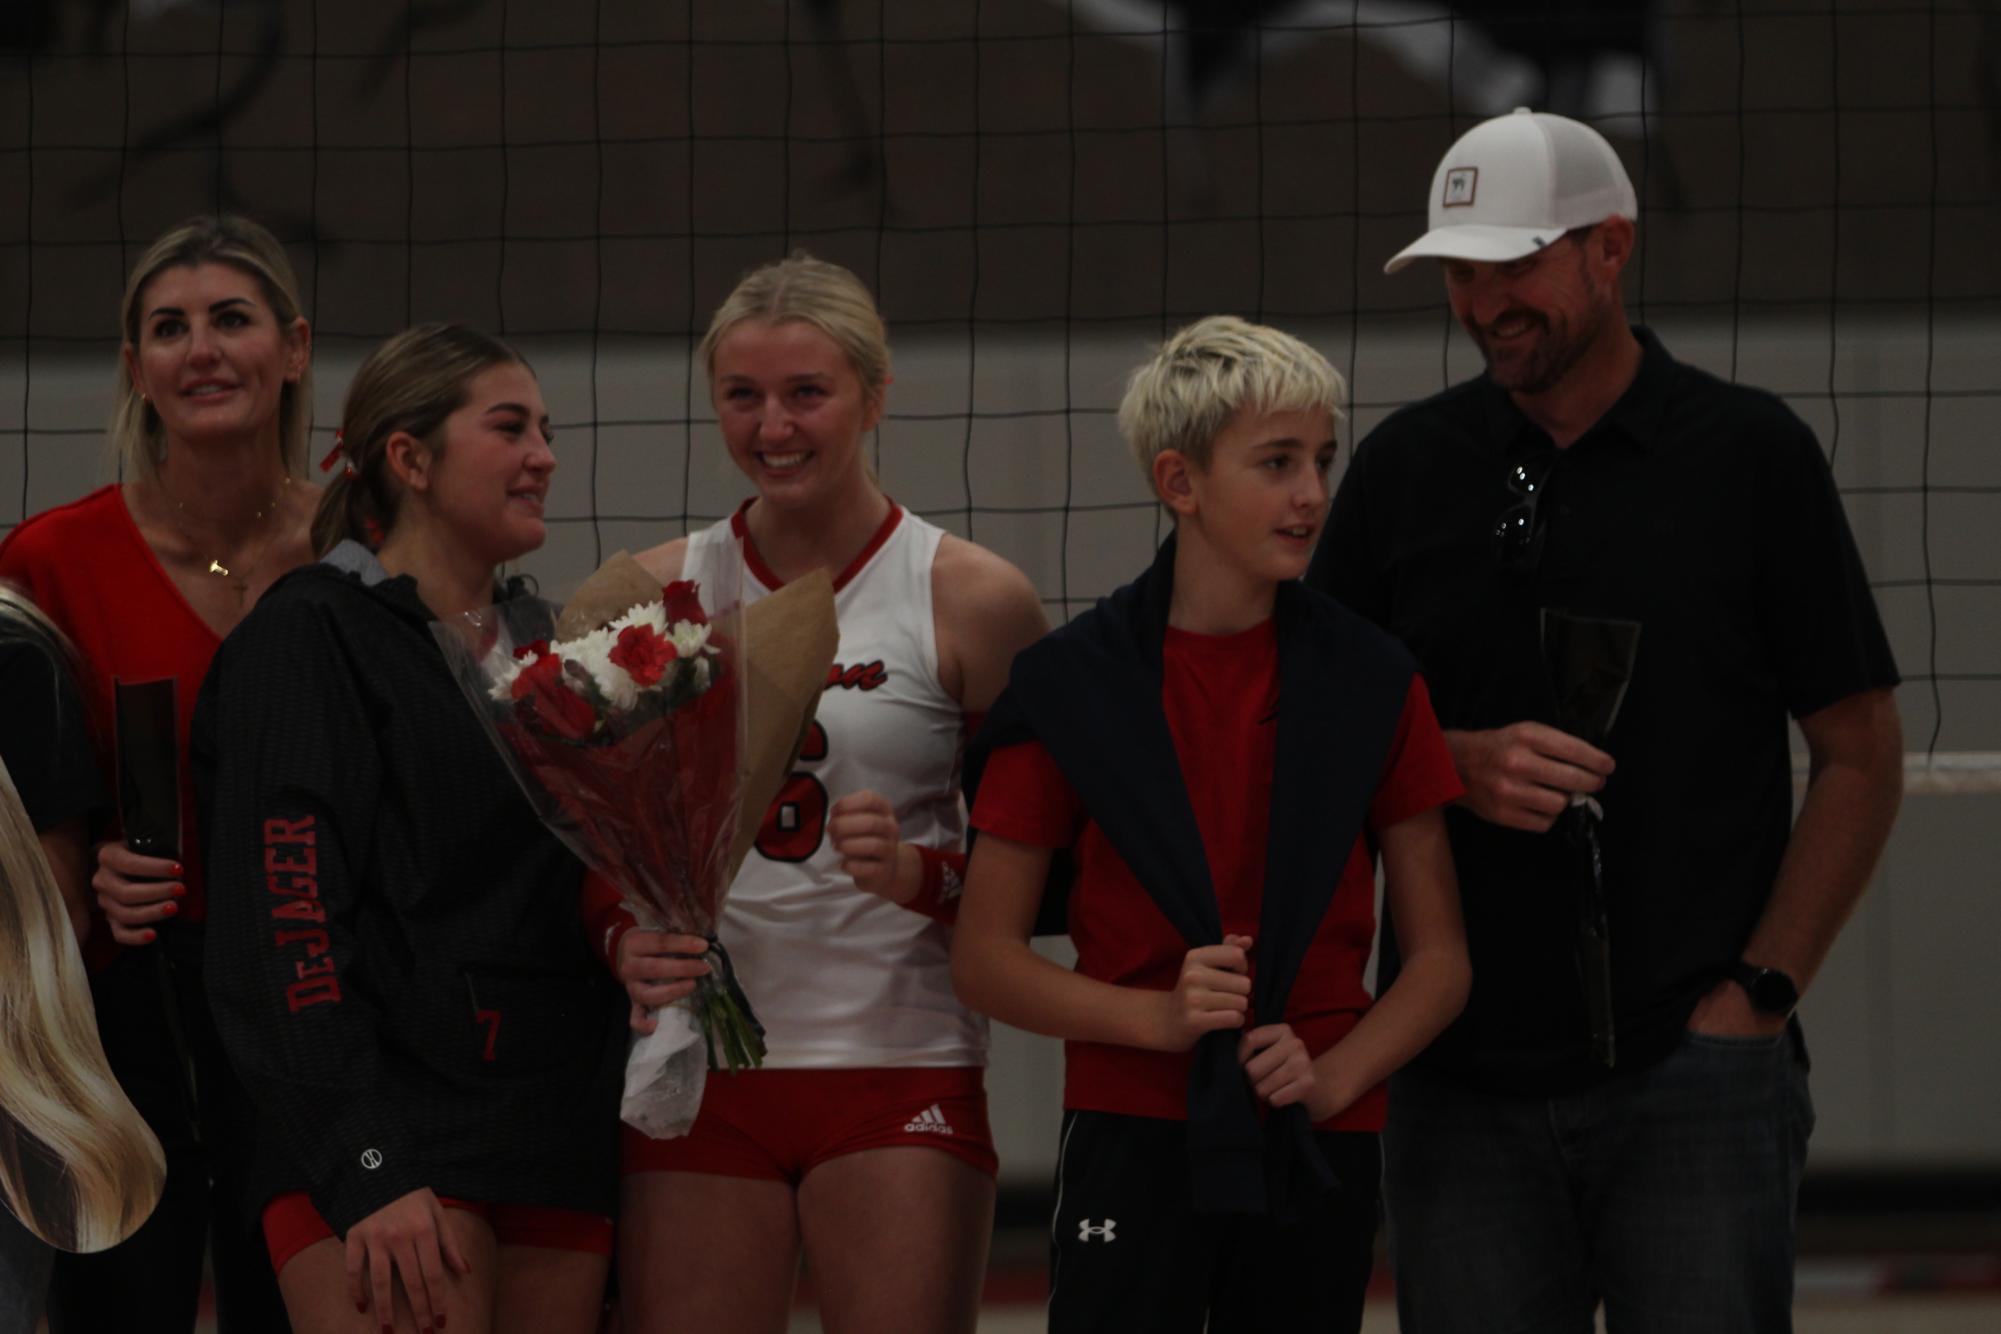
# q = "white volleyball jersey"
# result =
<box><xmin>685</xmin><ymin>503</ymin><xmax>986</xmax><ymax>1068</ymax></box>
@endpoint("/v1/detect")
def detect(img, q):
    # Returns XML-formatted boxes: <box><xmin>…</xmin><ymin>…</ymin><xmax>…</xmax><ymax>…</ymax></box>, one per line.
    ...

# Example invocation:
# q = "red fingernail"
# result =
<box><xmin>161</xmin><ymin>900</ymin><xmax>179</xmax><ymax>916</ymax></box>
<box><xmin>171</xmin><ymin>884</ymin><xmax>187</xmax><ymax>898</ymax></box>
<box><xmin>143</xmin><ymin>929</ymin><xmax>157</xmax><ymax>943</ymax></box>
<box><xmin>171</xmin><ymin>862</ymin><xmax>184</xmax><ymax>876</ymax></box>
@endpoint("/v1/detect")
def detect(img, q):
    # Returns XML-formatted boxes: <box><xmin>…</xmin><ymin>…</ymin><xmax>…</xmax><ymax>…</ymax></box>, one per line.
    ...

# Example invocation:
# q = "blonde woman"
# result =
<box><xmin>0</xmin><ymin>590</ymin><xmax>166</xmax><ymax>1328</ymax></box>
<box><xmin>586</xmin><ymin>253</ymin><xmax>1049</xmax><ymax>1334</ymax></box>
<box><xmin>0</xmin><ymin>213</ymin><xmax>314</xmax><ymax>1331</ymax></box>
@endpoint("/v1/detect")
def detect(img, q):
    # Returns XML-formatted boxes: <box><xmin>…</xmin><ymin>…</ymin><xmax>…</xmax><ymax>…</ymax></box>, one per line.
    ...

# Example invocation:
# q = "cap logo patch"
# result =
<box><xmin>1443</xmin><ymin>167</ymin><xmax>1478</xmax><ymax>208</ymax></box>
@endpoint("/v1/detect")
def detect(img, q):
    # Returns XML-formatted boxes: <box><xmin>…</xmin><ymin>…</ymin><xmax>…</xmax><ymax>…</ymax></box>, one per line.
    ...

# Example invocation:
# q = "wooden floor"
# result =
<box><xmin>158</xmin><ymin>1239</ymin><xmax>2001</xmax><ymax>1331</ymax></box>
<box><xmin>777</xmin><ymin>1247</ymin><xmax>2001</xmax><ymax>1333</ymax></box>
<box><xmin>784</xmin><ymin>1294</ymin><xmax>2001</xmax><ymax>1333</ymax></box>
<box><xmin>162</xmin><ymin>1286</ymin><xmax>2001</xmax><ymax>1331</ymax></box>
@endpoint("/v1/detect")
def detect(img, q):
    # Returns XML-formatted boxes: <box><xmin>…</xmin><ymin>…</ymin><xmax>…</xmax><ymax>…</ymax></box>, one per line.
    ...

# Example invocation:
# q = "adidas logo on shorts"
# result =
<box><xmin>904</xmin><ymin>1103</ymin><xmax>953</xmax><ymax>1135</ymax></box>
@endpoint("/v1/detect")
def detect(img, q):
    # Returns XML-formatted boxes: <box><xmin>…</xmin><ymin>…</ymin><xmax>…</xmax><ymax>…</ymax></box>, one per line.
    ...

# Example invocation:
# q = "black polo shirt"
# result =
<box><xmin>1310</xmin><ymin>326</ymin><xmax>1899</xmax><ymax>1094</ymax></box>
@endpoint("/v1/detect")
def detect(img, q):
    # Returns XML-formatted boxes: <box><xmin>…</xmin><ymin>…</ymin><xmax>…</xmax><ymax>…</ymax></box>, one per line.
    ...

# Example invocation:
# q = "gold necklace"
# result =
<box><xmin>159</xmin><ymin>475</ymin><xmax>291</xmax><ymax>596</ymax></box>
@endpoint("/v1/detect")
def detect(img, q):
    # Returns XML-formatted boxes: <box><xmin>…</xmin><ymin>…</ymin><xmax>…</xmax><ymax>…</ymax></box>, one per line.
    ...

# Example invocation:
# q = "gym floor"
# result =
<box><xmin>777</xmin><ymin>1218</ymin><xmax>2001</xmax><ymax>1332</ymax></box>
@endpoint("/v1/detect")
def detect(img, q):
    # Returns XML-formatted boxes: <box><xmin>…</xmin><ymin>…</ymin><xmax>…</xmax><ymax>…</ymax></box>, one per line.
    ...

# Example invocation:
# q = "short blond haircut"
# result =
<box><xmin>698</xmin><ymin>251</ymin><xmax>890</xmax><ymax>401</ymax></box>
<box><xmin>112</xmin><ymin>215</ymin><xmax>311</xmax><ymax>481</ymax></box>
<box><xmin>1117</xmin><ymin>315</ymin><xmax>1345</xmax><ymax>483</ymax></box>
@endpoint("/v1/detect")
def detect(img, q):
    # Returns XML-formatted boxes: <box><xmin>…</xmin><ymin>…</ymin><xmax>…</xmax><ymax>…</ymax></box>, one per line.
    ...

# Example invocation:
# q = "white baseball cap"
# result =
<box><xmin>1384</xmin><ymin>108</ymin><xmax>1638</xmax><ymax>274</ymax></box>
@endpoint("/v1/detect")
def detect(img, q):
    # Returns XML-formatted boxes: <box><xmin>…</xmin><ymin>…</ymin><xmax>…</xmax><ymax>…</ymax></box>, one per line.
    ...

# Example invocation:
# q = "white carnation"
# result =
<box><xmin>485</xmin><ymin>645</ymin><xmax>528</xmax><ymax>701</ymax></box>
<box><xmin>636</xmin><ymin>601</ymin><xmax>672</xmax><ymax>636</ymax></box>
<box><xmin>670</xmin><ymin>620</ymin><xmax>711</xmax><ymax>659</ymax></box>
<box><xmin>611</xmin><ymin>600</ymin><xmax>670</xmax><ymax>638</ymax></box>
<box><xmin>564</xmin><ymin>625</ymin><xmax>638</xmax><ymax>711</ymax></box>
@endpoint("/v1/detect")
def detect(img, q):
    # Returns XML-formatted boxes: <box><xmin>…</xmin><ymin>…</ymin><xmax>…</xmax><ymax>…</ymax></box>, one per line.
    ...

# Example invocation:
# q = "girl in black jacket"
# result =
<box><xmin>196</xmin><ymin>324</ymin><xmax>705</xmax><ymax>1334</ymax></box>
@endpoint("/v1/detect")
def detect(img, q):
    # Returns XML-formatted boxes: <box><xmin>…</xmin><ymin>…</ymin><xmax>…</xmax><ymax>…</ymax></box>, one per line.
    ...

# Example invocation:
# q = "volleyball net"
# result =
<box><xmin>2</xmin><ymin>0</ymin><xmax>1996</xmax><ymax>774</ymax></box>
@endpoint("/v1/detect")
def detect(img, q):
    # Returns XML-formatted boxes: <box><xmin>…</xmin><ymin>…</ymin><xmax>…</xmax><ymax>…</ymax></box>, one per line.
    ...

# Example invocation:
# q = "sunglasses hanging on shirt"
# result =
<box><xmin>1495</xmin><ymin>453</ymin><xmax>1557</xmax><ymax>576</ymax></box>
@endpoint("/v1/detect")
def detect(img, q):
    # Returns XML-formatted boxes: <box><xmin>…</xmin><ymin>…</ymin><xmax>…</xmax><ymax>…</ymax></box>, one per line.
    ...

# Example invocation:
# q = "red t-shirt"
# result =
<box><xmin>0</xmin><ymin>485</ymin><xmax>224</xmax><ymax>944</ymax></box>
<box><xmin>970</xmin><ymin>617</ymin><xmax>1462</xmax><ymax>1132</ymax></box>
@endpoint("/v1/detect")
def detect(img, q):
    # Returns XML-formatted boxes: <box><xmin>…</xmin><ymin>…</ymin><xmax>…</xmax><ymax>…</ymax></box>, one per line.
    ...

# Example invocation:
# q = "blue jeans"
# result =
<box><xmin>1384</xmin><ymin>1024</ymin><xmax>1814</xmax><ymax>1334</ymax></box>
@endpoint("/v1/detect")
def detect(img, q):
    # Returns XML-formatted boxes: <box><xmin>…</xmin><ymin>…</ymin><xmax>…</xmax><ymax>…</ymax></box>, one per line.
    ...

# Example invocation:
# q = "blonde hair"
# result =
<box><xmin>113</xmin><ymin>214</ymin><xmax>312</xmax><ymax>482</ymax></box>
<box><xmin>0</xmin><ymin>753</ymin><xmax>166</xmax><ymax>1252</ymax></box>
<box><xmin>1117</xmin><ymin>315</ymin><xmax>1346</xmax><ymax>482</ymax></box>
<box><xmin>698</xmin><ymin>251</ymin><xmax>890</xmax><ymax>401</ymax></box>
<box><xmin>312</xmin><ymin>323</ymin><xmax>528</xmax><ymax>556</ymax></box>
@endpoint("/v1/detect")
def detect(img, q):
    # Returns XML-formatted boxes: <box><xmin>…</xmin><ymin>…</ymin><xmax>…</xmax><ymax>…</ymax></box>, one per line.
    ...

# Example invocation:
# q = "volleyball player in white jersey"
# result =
<box><xmin>611</xmin><ymin>253</ymin><xmax>1048</xmax><ymax>1334</ymax></box>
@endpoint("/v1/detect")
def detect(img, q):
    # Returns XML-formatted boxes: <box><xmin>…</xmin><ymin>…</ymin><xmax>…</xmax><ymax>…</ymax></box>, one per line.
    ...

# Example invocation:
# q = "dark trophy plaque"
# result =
<box><xmin>1539</xmin><ymin>609</ymin><xmax>1641</xmax><ymax>1070</ymax></box>
<box><xmin>113</xmin><ymin>676</ymin><xmax>200</xmax><ymax>1140</ymax></box>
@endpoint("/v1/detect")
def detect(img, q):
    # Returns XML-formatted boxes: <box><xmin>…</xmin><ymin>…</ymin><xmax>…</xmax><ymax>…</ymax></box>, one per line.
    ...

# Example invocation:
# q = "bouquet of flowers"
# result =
<box><xmin>433</xmin><ymin>553</ymin><xmax>839</xmax><ymax>1138</ymax></box>
<box><xmin>434</xmin><ymin>557</ymin><xmax>754</xmax><ymax>1136</ymax></box>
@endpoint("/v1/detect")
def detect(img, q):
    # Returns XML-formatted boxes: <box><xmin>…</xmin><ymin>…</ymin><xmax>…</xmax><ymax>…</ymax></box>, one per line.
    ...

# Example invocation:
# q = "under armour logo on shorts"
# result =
<box><xmin>360</xmin><ymin>1148</ymin><xmax>383</xmax><ymax>1170</ymax></box>
<box><xmin>1076</xmin><ymin>1218</ymin><xmax>1117</xmax><ymax>1242</ymax></box>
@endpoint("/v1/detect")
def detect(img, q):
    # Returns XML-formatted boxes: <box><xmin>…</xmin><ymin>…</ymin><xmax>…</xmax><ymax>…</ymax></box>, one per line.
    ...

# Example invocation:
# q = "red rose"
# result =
<box><xmin>608</xmin><ymin>623</ymin><xmax>678</xmax><ymax>688</ymax></box>
<box><xmin>661</xmin><ymin>580</ymin><xmax>707</xmax><ymax>626</ymax></box>
<box><xmin>510</xmin><ymin>652</ymin><xmax>597</xmax><ymax>741</ymax></box>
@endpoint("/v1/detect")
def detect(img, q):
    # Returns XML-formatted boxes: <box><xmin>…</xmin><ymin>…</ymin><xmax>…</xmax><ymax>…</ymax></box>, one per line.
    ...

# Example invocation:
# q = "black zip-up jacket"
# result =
<box><xmin>193</xmin><ymin>547</ymin><xmax>625</xmax><ymax>1236</ymax></box>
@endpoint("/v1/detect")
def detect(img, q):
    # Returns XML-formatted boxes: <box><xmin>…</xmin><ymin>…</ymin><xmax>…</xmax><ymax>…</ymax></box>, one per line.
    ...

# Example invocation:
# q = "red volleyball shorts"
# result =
<box><xmin>621</xmin><ymin>1065</ymin><xmax>997</xmax><ymax>1183</ymax></box>
<box><xmin>261</xmin><ymin>1191</ymin><xmax>613</xmax><ymax>1276</ymax></box>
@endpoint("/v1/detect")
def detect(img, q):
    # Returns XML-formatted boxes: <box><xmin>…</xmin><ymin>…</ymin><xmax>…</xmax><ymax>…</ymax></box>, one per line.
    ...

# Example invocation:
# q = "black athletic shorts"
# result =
<box><xmin>1047</xmin><ymin>1110</ymin><xmax>1381</xmax><ymax>1334</ymax></box>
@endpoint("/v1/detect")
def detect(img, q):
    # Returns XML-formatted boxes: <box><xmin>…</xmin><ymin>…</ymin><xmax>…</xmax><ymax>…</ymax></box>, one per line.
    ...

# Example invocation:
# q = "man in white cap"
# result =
<box><xmin>1309</xmin><ymin>109</ymin><xmax>1904</xmax><ymax>1331</ymax></box>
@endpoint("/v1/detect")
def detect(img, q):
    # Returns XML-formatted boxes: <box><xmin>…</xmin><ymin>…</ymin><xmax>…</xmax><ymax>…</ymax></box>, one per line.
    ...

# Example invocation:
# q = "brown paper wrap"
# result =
<box><xmin>555</xmin><ymin>551</ymin><xmax>663</xmax><ymax>642</ymax></box>
<box><xmin>727</xmin><ymin>568</ymin><xmax>838</xmax><ymax>879</ymax></box>
<box><xmin>558</xmin><ymin>556</ymin><xmax>838</xmax><ymax>887</ymax></box>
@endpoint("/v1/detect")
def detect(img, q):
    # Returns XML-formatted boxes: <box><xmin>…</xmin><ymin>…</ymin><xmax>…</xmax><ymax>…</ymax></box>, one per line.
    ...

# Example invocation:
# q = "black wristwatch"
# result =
<box><xmin>1728</xmin><ymin>962</ymin><xmax>1800</xmax><ymax>1018</ymax></box>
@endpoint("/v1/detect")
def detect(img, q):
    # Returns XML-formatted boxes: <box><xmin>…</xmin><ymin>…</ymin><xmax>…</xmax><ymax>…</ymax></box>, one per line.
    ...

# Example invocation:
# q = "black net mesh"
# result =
<box><xmin>3</xmin><ymin>0</ymin><xmax>1996</xmax><ymax>752</ymax></box>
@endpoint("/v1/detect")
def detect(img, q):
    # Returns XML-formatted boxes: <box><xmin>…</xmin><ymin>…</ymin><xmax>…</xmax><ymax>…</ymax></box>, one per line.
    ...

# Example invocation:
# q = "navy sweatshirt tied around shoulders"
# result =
<box><xmin>964</xmin><ymin>533</ymin><xmax>1414</xmax><ymax>1218</ymax></box>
